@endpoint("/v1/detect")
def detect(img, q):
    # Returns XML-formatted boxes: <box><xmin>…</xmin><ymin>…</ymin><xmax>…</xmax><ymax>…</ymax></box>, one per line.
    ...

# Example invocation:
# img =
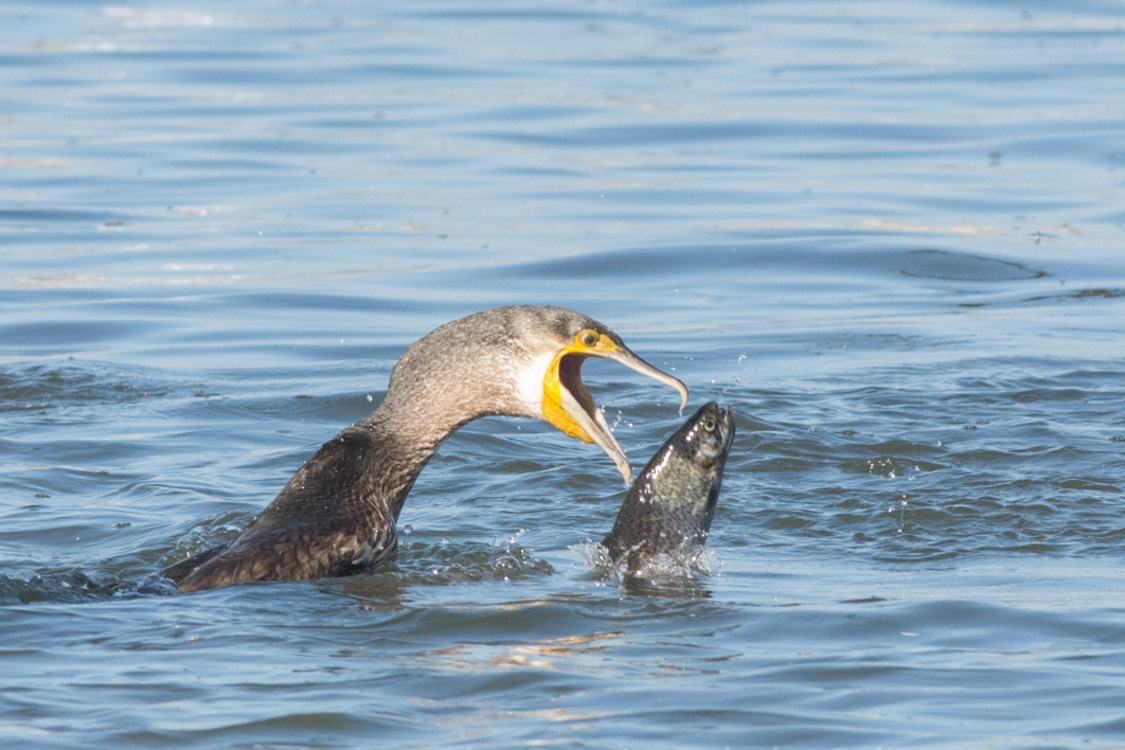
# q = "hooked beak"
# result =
<box><xmin>541</xmin><ymin>331</ymin><xmax>688</xmax><ymax>482</ymax></box>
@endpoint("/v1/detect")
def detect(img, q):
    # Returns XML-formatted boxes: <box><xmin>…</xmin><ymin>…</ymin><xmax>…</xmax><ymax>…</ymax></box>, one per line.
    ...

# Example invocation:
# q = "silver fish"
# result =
<box><xmin>602</xmin><ymin>401</ymin><xmax>735</xmax><ymax>574</ymax></box>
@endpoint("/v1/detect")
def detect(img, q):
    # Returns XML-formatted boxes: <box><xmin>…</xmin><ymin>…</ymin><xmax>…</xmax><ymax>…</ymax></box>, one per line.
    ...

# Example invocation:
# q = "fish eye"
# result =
<box><xmin>578</xmin><ymin>330</ymin><xmax>599</xmax><ymax>348</ymax></box>
<box><xmin>702</xmin><ymin>416</ymin><xmax>717</xmax><ymax>432</ymax></box>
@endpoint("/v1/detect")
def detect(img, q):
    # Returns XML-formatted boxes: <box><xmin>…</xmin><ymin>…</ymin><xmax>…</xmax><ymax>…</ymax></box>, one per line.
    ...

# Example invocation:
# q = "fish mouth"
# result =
<box><xmin>542</xmin><ymin>331</ymin><xmax>688</xmax><ymax>482</ymax></box>
<box><xmin>716</xmin><ymin>405</ymin><xmax>736</xmax><ymax>452</ymax></box>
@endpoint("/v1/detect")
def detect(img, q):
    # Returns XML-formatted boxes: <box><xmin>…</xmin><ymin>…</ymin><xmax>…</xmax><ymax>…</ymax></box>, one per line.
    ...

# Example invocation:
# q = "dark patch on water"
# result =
<box><xmin>898</xmin><ymin>248</ymin><xmax>1048</xmax><ymax>282</ymax></box>
<box><xmin>0</xmin><ymin>570</ymin><xmax>114</xmax><ymax>605</ymax></box>
<box><xmin>0</xmin><ymin>362</ymin><xmax>167</xmax><ymax>413</ymax></box>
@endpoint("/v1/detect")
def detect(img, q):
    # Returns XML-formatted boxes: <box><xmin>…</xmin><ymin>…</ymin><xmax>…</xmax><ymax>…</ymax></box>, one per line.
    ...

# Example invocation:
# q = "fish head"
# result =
<box><xmin>680</xmin><ymin>401</ymin><xmax>735</xmax><ymax>474</ymax></box>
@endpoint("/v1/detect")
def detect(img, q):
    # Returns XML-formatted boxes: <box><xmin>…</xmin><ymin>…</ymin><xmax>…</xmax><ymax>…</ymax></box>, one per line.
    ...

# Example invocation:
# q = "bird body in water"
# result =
<box><xmin>601</xmin><ymin>401</ymin><xmax>735</xmax><ymax>575</ymax></box>
<box><xmin>162</xmin><ymin>305</ymin><xmax>687</xmax><ymax>592</ymax></box>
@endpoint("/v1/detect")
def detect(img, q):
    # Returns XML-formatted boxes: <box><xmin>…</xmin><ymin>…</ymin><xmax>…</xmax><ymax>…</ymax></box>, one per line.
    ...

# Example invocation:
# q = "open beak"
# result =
<box><xmin>542</xmin><ymin>331</ymin><xmax>688</xmax><ymax>482</ymax></box>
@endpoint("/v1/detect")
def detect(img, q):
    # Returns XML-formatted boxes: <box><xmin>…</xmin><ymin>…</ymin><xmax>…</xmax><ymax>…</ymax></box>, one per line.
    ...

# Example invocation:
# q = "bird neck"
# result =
<box><xmin>361</xmin><ymin>387</ymin><xmax>474</xmax><ymax>457</ymax></box>
<box><xmin>348</xmin><ymin>319</ymin><xmax>539</xmax><ymax>523</ymax></box>
<box><xmin>365</xmin><ymin>331</ymin><xmax>531</xmax><ymax>452</ymax></box>
<box><xmin>341</xmin><ymin>414</ymin><xmax>440</xmax><ymax>525</ymax></box>
<box><xmin>354</xmin><ymin>376</ymin><xmax>489</xmax><ymax>512</ymax></box>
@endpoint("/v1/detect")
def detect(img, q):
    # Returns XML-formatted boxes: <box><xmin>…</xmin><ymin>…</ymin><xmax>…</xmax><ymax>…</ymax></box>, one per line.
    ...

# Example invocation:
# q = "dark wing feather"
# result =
<box><xmin>165</xmin><ymin>426</ymin><xmax>404</xmax><ymax>592</ymax></box>
<box><xmin>160</xmin><ymin>543</ymin><xmax>229</xmax><ymax>585</ymax></box>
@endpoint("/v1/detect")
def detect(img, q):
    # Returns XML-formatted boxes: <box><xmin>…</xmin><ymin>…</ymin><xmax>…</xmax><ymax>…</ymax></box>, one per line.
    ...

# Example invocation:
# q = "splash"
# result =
<box><xmin>573</xmin><ymin>539</ymin><xmax>720</xmax><ymax>585</ymax></box>
<box><xmin>888</xmin><ymin>494</ymin><xmax>910</xmax><ymax>533</ymax></box>
<box><xmin>721</xmin><ymin>351</ymin><xmax>751</xmax><ymax>395</ymax></box>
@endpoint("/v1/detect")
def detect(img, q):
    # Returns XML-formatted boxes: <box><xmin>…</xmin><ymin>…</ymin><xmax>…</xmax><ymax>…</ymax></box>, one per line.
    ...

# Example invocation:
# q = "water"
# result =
<box><xmin>2</xmin><ymin>0</ymin><xmax>1124</xmax><ymax>747</ymax></box>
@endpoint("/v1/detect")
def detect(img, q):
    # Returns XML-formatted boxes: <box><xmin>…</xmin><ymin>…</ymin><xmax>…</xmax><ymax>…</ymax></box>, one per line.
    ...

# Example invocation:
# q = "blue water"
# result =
<box><xmin>3</xmin><ymin>1</ymin><xmax>1125</xmax><ymax>747</ymax></box>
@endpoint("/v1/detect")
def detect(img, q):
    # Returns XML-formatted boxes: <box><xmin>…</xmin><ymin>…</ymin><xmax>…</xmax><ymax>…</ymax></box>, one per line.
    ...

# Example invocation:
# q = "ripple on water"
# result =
<box><xmin>726</xmin><ymin>356</ymin><xmax>1125</xmax><ymax>566</ymax></box>
<box><xmin>0</xmin><ymin>362</ymin><xmax>168</xmax><ymax>414</ymax></box>
<box><xmin>2</xmin><ymin>2</ymin><xmax>1125</xmax><ymax>746</ymax></box>
<box><xmin>0</xmin><ymin>570</ymin><xmax>116</xmax><ymax>606</ymax></box>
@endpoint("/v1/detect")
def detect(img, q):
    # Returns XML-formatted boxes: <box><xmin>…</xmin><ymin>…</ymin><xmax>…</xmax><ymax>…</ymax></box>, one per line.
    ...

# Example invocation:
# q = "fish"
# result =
<box><xmin>601</xmin><ymin>401</ymin><xmax>735</xmax><ymax>575</ymax></box>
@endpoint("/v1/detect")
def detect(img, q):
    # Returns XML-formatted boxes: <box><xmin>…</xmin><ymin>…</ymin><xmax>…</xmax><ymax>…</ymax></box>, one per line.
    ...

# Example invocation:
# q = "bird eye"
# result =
<box><xmin>578</xmin><ymin>330</ymin><xmax>599</xmax><ymax>348</ymax></box>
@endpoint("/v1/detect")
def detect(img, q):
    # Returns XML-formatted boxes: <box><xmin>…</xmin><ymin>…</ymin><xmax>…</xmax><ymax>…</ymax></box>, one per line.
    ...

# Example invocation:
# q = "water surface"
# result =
<box><xmin>2</xmin><ymin>1</ymin><xmax>1125</xmax><ymax>748</ymax></box>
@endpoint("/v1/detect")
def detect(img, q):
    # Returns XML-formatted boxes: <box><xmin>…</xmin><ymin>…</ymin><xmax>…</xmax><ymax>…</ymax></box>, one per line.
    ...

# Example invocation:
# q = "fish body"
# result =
<box><xmin>602</xmin><ymin>401</ymin><xmax>735</xmax><ymax>574</ymax></box>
